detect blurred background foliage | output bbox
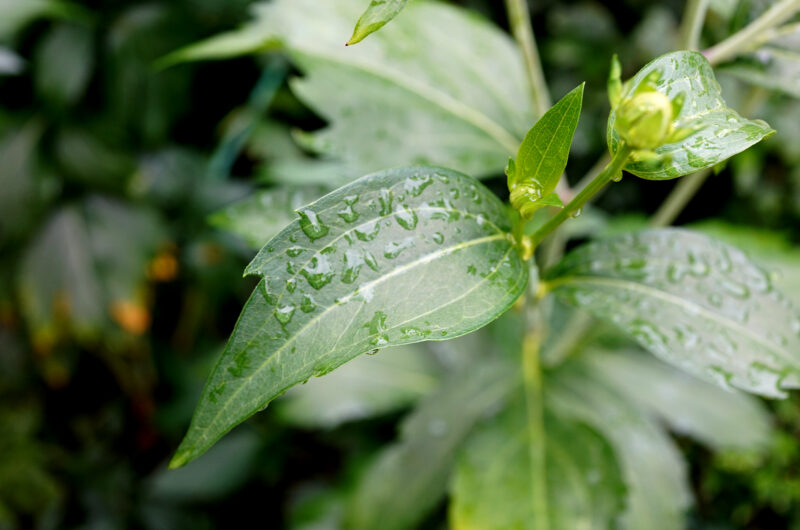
[1,0,800,528]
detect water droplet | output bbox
[342,249,365,284]
[286,247,304,257]
[384,237,415,259]
[301,254,334,290]
[365,310,389,345]
[364,250,379,272]
[610,171,623,182]
[354,219,380,241]
[367,349,379,356]
[378,188,393,216]
[570,208,582,218]
[286,278,297,293]
[404,174,433,197]
[432,232,444,244]
[298,208,329,241]
[337,204,360,223]
[300,294,316,313]
[275,305,296,325]
[395,204,418,230]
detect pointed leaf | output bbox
[450,395,626,530]
[607,51,774,179]
[171,167,528,467]
[546,229,800,397]
[347,0,408,45]
[349,362,515,530]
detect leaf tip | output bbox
[168,450,191,470]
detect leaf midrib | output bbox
[549,275,799,367]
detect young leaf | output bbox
[508,83,583,217]
[607,51,774,179]
[209,186,327,249]
[349,361,515,530]
[171,167,528,467]
[276,344,439,429]
[549,362,691,530]
[347,0,408,46]
[545,229,800,398]
[586,350,772,451]
[450,396,626,530]
[160,0,535,181]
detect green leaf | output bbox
[347,0,408,46]
[209,186,328,249]
[0,0,85,41]
[163,0,534,181]
[549,361,691,530]
[509,83,584,198]
[450,395,626,530]
[276,344,439,428]
[546,229,800,398]
[349,361,515,530]
[585,349,772,451]
[34,23,93,106]
[171,167,528,467]
[607,51,774,179]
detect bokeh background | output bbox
[1,0,800,528]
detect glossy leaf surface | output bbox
[546,229,800,397]
[163,0,534,181]
[347,0,408,45]
[171,167,527,467]
[349,362,514,530]
[450,396,626,530]
[608,51,774,179]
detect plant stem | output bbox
[521,305,548,530]
[650,169,711,227]
[505,0,550,117]
[704,0,800,65]
[531,144,632,247]
[679,0,709,50]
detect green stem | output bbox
[531,144,632,247]
[505,0,550,117]
[704,0,800,65]
[650,169,711,227]
[679,0,709,50]
[521,306,548,530]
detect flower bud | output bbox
[615,91,674,150]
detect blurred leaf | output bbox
[508,83,583,217]
[166,0,535,183]
[55,128,135,189]
[347,0,408,45]
[450,397,626,530]
[209,186,327,249]
[34,23,93,107]
[721,47,800,99]
[0,47,23,75]
[171,167,527,467]
[549,360,691,530]
[348,361,515,530]
[608,51,774,179]
[546,229,800,398]
[147,430,261,502]
[276,344,438,429]
[0,0,84,41]
[585,349,772,450]
[0,120,47,243]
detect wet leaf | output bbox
[349,361,515,530]
[607,51,774,179]
[276,344,439,428]
[546,229,800,398]
[209,186,327,249]
[347,0,408,46]
[450,395,626,530]
[161,0,534,181]
[171,167,528,467]
[549,360,691,530]
[508,83,583,216]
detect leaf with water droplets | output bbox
[546,229,800,397]
[171,167,527,467]
[160,0,534,183]
[450,392,626,530]
[607,51,774,180]
[349,361,515,530]
[347,0,408,46]
[508,83,583,217]
[209,186,327,249]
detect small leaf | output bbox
[450,394,626,530]
[276,344,439,428]
[546,229,800,398]
[349,362,514,530]
[347,0,408,46]
[209,186,328,249]
[549,361,691,530]
[607,51,774,179]
[509,83,584,217]
[171,167,528,467]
